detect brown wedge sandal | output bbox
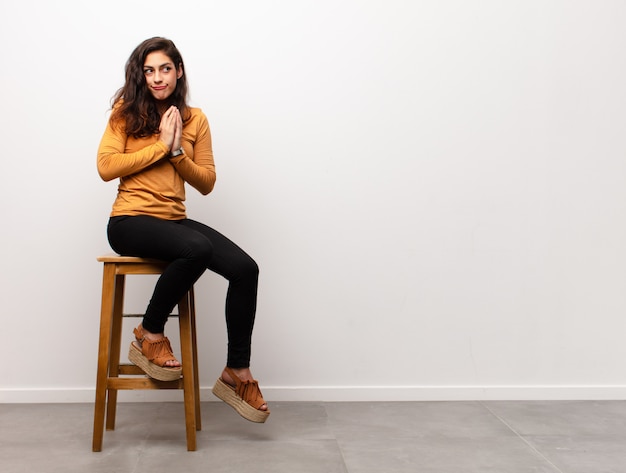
[212,367,270,423]
[128,326,182,382]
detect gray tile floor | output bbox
[2,400,626,472]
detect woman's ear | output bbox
[177,65,184,79]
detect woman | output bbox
[97,37,269,423]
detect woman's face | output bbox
[143,51,183,101]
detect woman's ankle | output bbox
[137,324,165,341]
[226,367,252,381]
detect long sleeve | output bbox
[97,121,170,182]
[169,112,216,195]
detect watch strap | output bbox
[170,147,184,157]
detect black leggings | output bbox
[107,215,259,368]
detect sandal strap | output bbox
[141,336,179,367]
[224,367,267,410]
[133,326,144,343]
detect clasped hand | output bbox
[159,105,183,153]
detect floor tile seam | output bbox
[322,403,353,473]
[480,402,565,473]
[127,420,155,472]
[127,448,144,473]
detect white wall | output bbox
[2,0,626,403]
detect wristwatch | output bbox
[170,147,184,157]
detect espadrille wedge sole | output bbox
[212,376,270,423]
[128,342,182,382]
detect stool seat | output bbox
[92,254,201,451]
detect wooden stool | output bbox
[92,255,201,452]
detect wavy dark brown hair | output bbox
[110,37,190,138]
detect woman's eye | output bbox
[144,69,153,76]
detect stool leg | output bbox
[189,286,202,430]
[178,292,197,451]
[106,274,126,431]
[93,263,116,452]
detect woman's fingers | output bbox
[159,106,184,153]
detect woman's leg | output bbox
[108,216,260,368]
[178,220,267,415]
[108,216,266,413]
[178,219,259,369]
[107,216,213,334]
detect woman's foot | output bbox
[135,325,181,368]
[128,324,182,382]
[221,367,269,411]
[212,366,270,423]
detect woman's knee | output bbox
[238,256,259,281]
[247,258,260,278]
[223,254,259,283]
